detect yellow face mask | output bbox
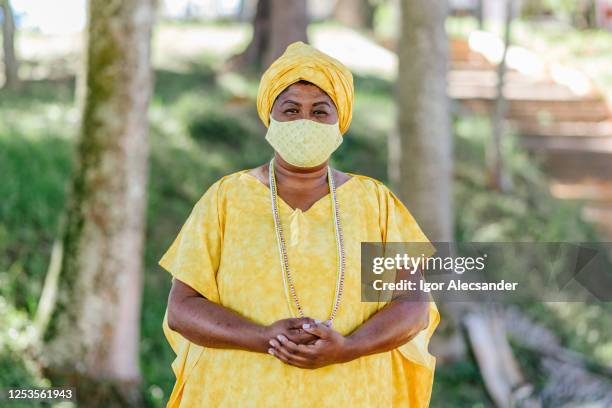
[265,115,343,168]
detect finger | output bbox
[288,317,315,329]
[285,329,319,344]
[269,337,316,358]
[273,343,313,366]
[302,322,333,339]
[276,334,317,357]
[268,347,291,365]
[276,334,299,352]
[269,338,281,349]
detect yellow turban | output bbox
[256,41,354,135]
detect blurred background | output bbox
[1,0,612,407]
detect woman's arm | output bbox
[344,266,430,357]
[167,279,318,353]
[268,267,430,368]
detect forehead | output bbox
[277,82,333,102]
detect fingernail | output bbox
[303,323,310,329]
[276,334,284,342]
[314,319,321,324]
[268,348,274,355]
[269,340,275,346]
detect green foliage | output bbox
[522,0,596,25]
[153,68,215,104]
[453,115,599,242]
[510,339,548,392]
[521,302,612,365]
[0,116,73,316]
[0,297,48,408]
[431,360,494,408]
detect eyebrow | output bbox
[282,99,331,108]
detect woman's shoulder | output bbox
[196,169,253,202]
[345,172,391,195]
[344,173,409,212]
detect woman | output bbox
[159,41,439,407]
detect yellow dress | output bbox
[159,169,440,408]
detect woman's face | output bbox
[271,82,339,125]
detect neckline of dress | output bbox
[242,170,356,214]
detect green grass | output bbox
[431,361,494,408]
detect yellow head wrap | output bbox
[256,41,354,135]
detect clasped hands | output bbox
[263,317,356,369]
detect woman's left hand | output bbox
[267,322,357,369]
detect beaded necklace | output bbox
[268,159,345,324]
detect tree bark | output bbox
[227,0,307,72]
[1,0,18,89]
[488,0,513,193]
[264,0,308,67]
[37,0,156,406]
[231,0,271,70]
[391,0,465,368]
[394,0,453,242]
[333,0,375,30]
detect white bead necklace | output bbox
[268,159,345,325]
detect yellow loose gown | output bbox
[159,170,440,408]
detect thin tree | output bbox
[333,0,376,30]
[1,0,18,89]
[36,0,156,406]
[392,4,533,406]
[476,0,484,29]
[488,0,513,192]
[393,0,453,242]
[227,0,308,72]
[226,0,270,70]
[390,0,464,374]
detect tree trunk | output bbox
[236,0,258,22]
[264,0,308,67]
[488,0,513,193]
[394,0,452,242]
[1,0,18,89]
[333,0,375,30]
[476,0,484,29]
[231,0,271,70]
[36,1,155,406]
[391,0,465,368]
[227,0,307,72]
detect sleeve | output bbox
[158,180,223,303]
[378,184,440,380]
[159,181,225,407]
[379,185,436,258]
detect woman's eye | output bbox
[314,111,328,115]
[284,109,298,114]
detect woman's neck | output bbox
[272,154,329,191]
